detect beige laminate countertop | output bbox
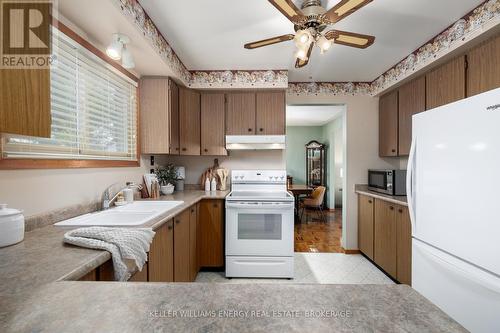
[0,190,228,325]
[355,184,408,206]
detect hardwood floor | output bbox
[294,208,343,253]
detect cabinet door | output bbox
[168,79,180,155]
[198,200,224,267]
[226,93,256,135]
[358,195,374,260]
[426,56,466,109]
[174,209,191,282]
[129,263,148,282]
[398,77,425,156]
[256,91,285,135]
[467,34,500,97]
[379,91,398,157]
[201,93,227,156]
[179,88,201,155]
[396,205,412,285]
[374,199,397,278]
[189,205,198,281]
[0,68,51,137]
[149,220,174,282]
[140,78,169,154]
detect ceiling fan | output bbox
[244,0,375,68]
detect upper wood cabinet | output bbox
[256,92,286,135]
[374,199,397,278]
[467,34,500,97]
[198,199,224,268]
[358,194,375,260]
[226,92,256,135]
[179,88,201,155]
[201,93,227,156]
[140,77,180,154]
[0,68,51,137]
[174,209,191,282]
[396,205,412,285]
[398,77,426,156]
[148,220,174,282]
[379,90,398,157]
[426,56,466,109]
[168,80,180,155]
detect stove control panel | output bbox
[231,170,287,183]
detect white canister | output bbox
[0,204,25,247]
[123,188,134,203]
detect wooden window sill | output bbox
[0,159,140,170]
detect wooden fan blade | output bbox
[295,43,314,68]
[323,0,373,24]
[268,0,306,24]
[325,30,375,49]
[244,34,295,49]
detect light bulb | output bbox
[294,29,312,47]
[317,35,332,54]
[295,47,308,61]
[106,34,123,60]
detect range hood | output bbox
[226,135,286,150]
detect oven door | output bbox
[226,201,294,256]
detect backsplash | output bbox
[148,150,286,186]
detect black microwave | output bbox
[368,169,407,196]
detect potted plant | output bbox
[155,164,177,195]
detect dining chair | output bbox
[299,186,327,223]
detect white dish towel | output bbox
[64,227,155,281]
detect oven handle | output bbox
[226,202,294,209]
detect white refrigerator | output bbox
[407,88,500,333]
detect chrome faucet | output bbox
[101,182,142,210]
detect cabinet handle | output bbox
[176,220,180,224]
[167,225,173,230]
[389,206,394,210]
[259,128,264,132]
[175,147,180,151]
[398,208,403,213]
[182,148,187,151]
[368,199,372,203]
[204,148,208,152]
[392,149,396,153]
[248,128,252,132]
[191,208,195,213]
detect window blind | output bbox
[1,29,138,161]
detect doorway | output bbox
[285,104,346,253]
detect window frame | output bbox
[0,19,141,170]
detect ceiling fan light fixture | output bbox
[317,35,332,54]
[295,46,309,61]
[294,29,312,47]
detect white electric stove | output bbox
[225,170,294,278]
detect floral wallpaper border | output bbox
[188,70,288,89]
[113,0,499,94]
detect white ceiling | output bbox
[138,0,483,82]
[286,105,345,126]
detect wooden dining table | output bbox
[287,184,314,217]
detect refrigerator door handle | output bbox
[407,137,417,233]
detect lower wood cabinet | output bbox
[189,204,198,281]
[396,206,412,285]
[198,199,224,268]
[149,220,174,282]
[358,194,374,260]
[374,199,398,278]
[358,195,412,284]
[174,209,191,282]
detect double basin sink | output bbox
[55,201,184,227]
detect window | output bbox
[1,29,138,162]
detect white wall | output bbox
[0,157,149,217]
[287,95,401,250]
[151,150,286,185]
